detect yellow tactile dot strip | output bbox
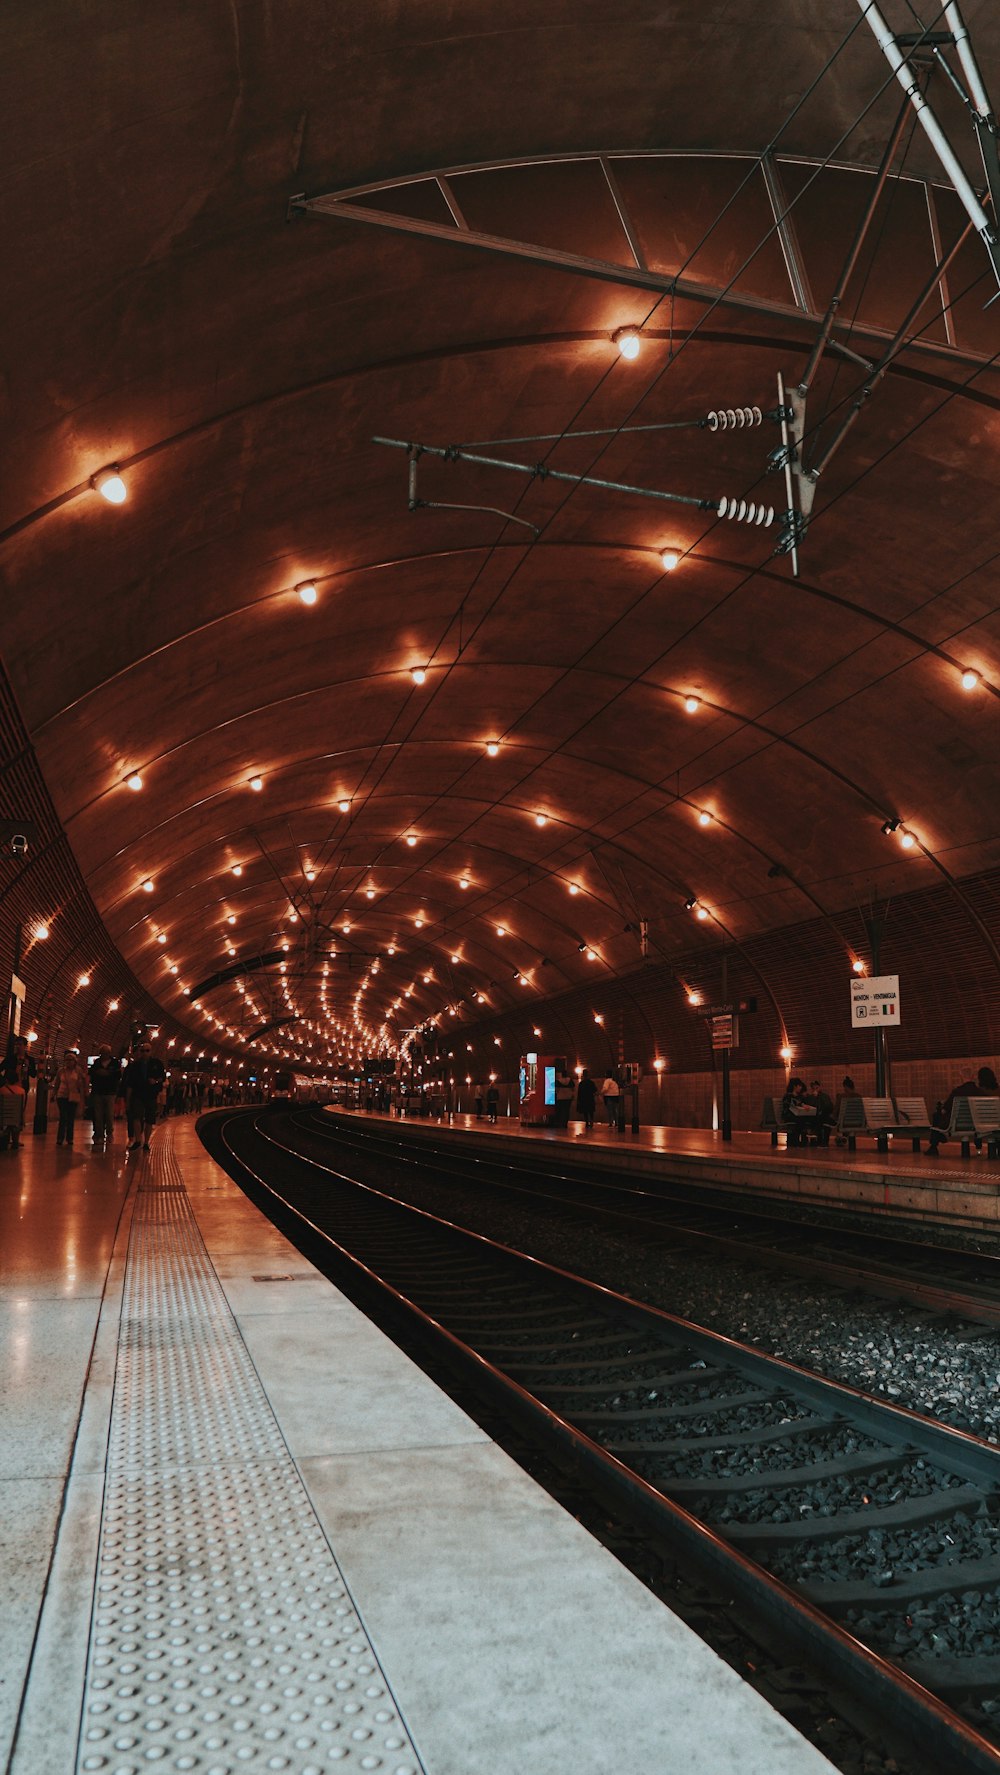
[76,1138,423,1775]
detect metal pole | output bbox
[720,950,732,1141]
[866,905,888,1097]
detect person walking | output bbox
[576,1069,597,1132]
[123,1040,166,1152]
[89,1045,121,1148]
[1,1034,35,1150]
[53,1048,89,1148]
[600,1072,621,1130]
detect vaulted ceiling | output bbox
[2,2,998,1074]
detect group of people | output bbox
[0,1036,167,1153]
[780,1075,845,1147]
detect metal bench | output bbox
[836,1095,896,1152]
[761,1095,785,1146]
[948,1095,1000,1159]
[888,1095,935,1152]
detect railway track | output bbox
[204,1107,1000,1774]
[303,1109,1000,1324]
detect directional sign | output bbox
[850,973,900,1027]
[710,1013,739,1050]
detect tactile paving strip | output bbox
[76,1134,424,1775]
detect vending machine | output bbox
[519,1052,565,1125]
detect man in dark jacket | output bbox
[89,1045,121,1147]
[123,1041,166,1152]
[926,1066,999,1153]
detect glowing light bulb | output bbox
[696,906,709,920]
[297,581,318,605]
[93,466,126,504]
[687,991,701,1006]
[305,869,315,882]
[78,973,91,988]
[614,326,641,360]
[496,925,506,937]
[34,923,49,941]
[109,998,120,1011]
[534,813,547,827]
[900,830,916,849]
[459,877,469,890]
[231,864,243,877]
[406,834,417,847]
[852,959,866,974]
[249,775,263,792]
[961,669,979,691]
[338,799,350,814]
[660,548,680,572]
[684,696,700,714]
[156,932,167,944]
[126,772,143,791]
[411,667,427,685]
[366,888,375,900]
[697,810,712,826]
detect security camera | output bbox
[10,833,28,858]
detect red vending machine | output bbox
[518,1052,565,1125]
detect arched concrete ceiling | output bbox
[2,2,999,1073]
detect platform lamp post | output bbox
[864,901,889,1097]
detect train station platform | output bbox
[1,1115,836,1775]
[342,1107,1000,1233]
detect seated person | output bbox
[781,1076,820,1147]
[927,1066,999,1154]
[807,1079,835,1146]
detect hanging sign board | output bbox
[710,1013,738,1050]
[850,973,900,1027]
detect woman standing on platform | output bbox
[600,1073,621,1129]
[576,1069,597,1131]
[53,1048,89,1148]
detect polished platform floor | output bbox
[0,1115,837,1774]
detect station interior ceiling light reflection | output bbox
[1,2,999,1076]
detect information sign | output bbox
[850,973,900,1027]
[710,1013,738,1050]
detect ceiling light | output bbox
[142,879,154,893]
[227,914,236,926]
[459,877,470,890]
[684,696,700,714]
[93,465,127,504]
[342,921,351,933]
[496,925,506,937]
[78,973,91,988]
[586,948,598,960]
[486,741,500,757]
[534,813,547,827]
[249,775,263,791]
[411,667,427,685]
[613,325,641,360]
[852,958,866,974]
[683,896,697,911]
[387,944,396,956]
[660,548,681,572]
[305,869,316,882]
[156,932,167,944]
[415,916,424,929]
[696,906,709,920]
[406,834,417,847]
[653,1058,665,1073]
[231,864,243,876]
[961,669,979,690]
[881,818,899,836]
[366,887,375,899]
[687,991,701,1006]
[109,998,120,1011]
[338,799,350,814]
[126,772,143,791]
[780,1045,793,1061]
[450,954,459,964]
[34,922,49,941]
[567,883,579,897]
[296,581,318,605]
[697,810,712,826]
[899,830,916,849]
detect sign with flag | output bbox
[850,974,900,1027]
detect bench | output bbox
[761,1095,785,1145]
[836,1095,895,1152]
[947,1095,1000,1159]
[887,1095,935,1152]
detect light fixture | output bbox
[296,581,318,605]
[156,932,167,945]
[305,869,316,882]
[141,879,154,893]
[534,813,547,827]
[342,921,351,933]
[697,810,712,826]
[93,465,127,504]
[34,922,49,941]
[366,887,375,900]
[486,741,500,757]
[881,818,899,836]
[654,1058,665,1073]
[231,864,243,876]
[961,669,980,690]
[227,914,236,925]
[109,998,120,1012]
[687,991,701,1006]
[660,548,681,572]
[780,1045,793,1061]
[249,775,263,792]
[684,696,700,714]
[684,896,697,911]
[496,925,506,937]
[459,877,470,890]
[126,772,143,792]
[450,953,459,964]
[406,834,417,847]
[27,1031,38,1044]
[411,667,427,685]
[387,944,396,956]
[852,958,866,975]
[594,1013,604,1025]
[78,973,91,988]
[338,799,350,814]
[586,948,598,960]
[696,906,709,920]
[900,830,916,849]
[415,916,424,929]
[613,325,641,360]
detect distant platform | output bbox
[332,1107,1000,1232]
[1,1114,835,1775]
